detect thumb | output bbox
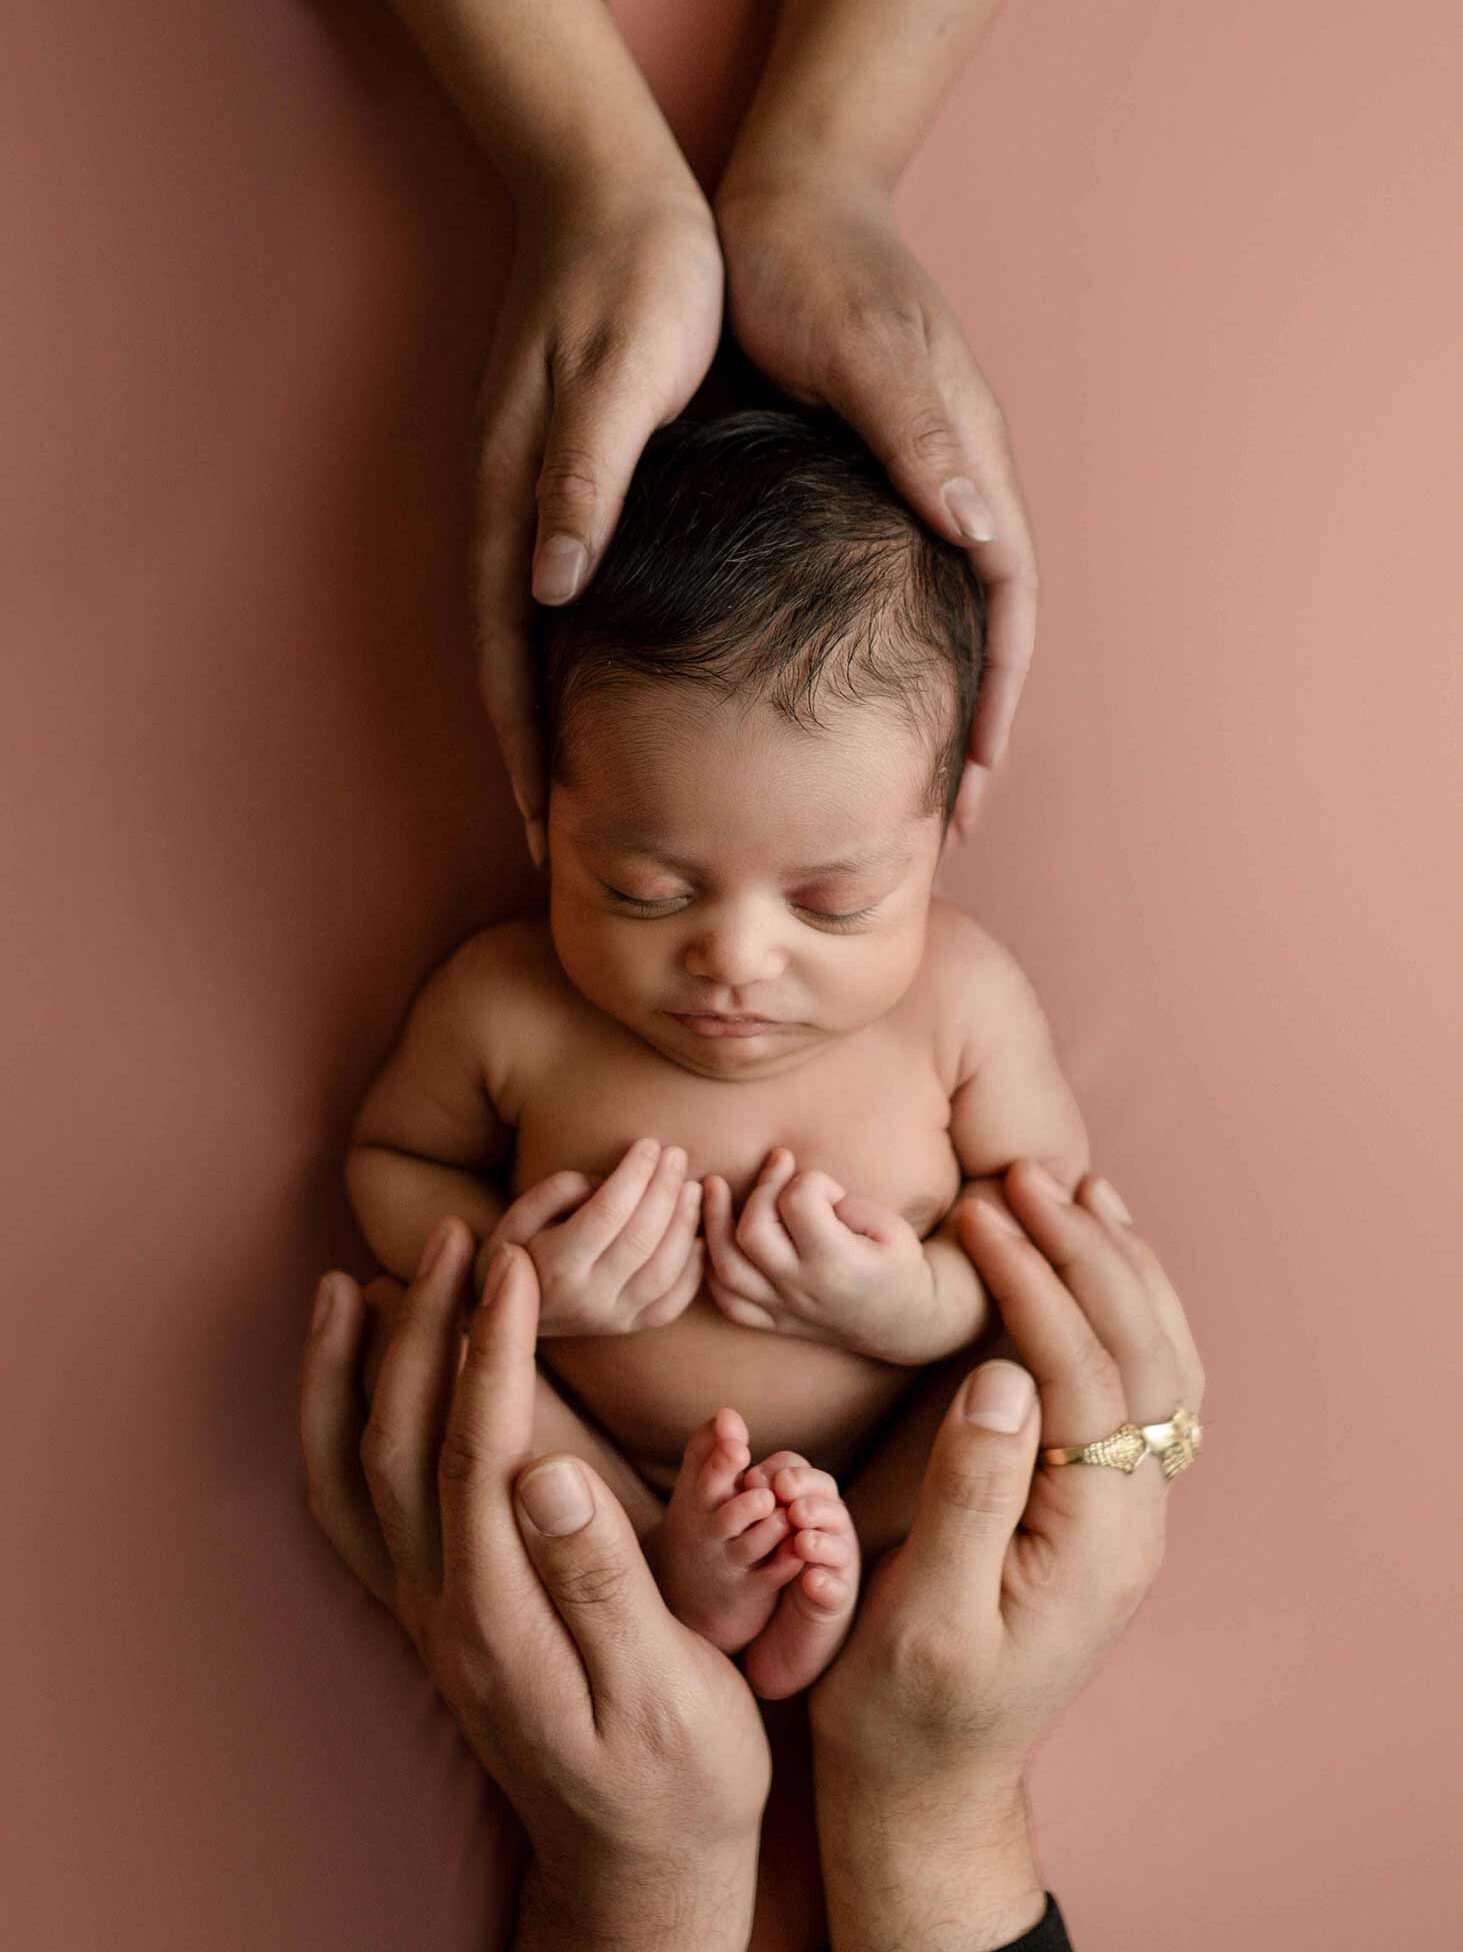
[530,367,664,607]
[513,1452,680,1707]
[900,1360,1040,1621]
[818,354,997,552]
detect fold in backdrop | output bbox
[2,2,1458,1947]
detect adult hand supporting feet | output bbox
[300,1226,769,1952]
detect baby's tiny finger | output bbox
[777,1171,847,1259]
[630,1176,702,1298]
[636,1240,706,1331]
[736,1151,800,1280]
[703,1176,779,1305]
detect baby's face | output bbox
[546,685,945,1080]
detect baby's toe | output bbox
[673,1410,751,1512]
[792,1525,854,1568]
[772,1462,837,1506]
[710,1486,777,1542]
[726,1509,791,1567]
[798,1565,854,1613]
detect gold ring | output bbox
[1041,1405,1202,1480]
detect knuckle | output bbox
[892,403,958,470]
[556,317,632,381]
[435,1423,484,1491]
[535,443,600,517]
[555,1551,633,1613]
[1075,1338,1125,1401]
[941,1458,1022,1523]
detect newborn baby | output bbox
[348,409,1088,1698]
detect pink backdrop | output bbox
[3,2,1458,1946]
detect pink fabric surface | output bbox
[2,2,1457,1947]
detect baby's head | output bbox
[539,408,986,1078]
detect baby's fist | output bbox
[703,1149,934,1358]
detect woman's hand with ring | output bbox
[809,1163,1206,1950]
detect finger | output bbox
[707,1273,777,1332]
[560,1138,664,1258]
[1000,1163,1182,1427]
[954,1200,1130,1452]
[599,1145,689,1281]
[474,369,551,849]
[735,1148,800,1282]
[531,350,671,605]
[492,1171,599,1250]
[637,1239,706,1330]
[827,1192,903,1248]
[437,1245,551,1647]
[627,1178,702,1304]
[1076,1177,1206,1414]
[360,1219,476,1588]
[966,565,1040,782]
[776,1171,848,1259]
[513,1453,695,1716]
[300,1273,393,1605]
[819,333,998,550]
[898,1358,1042,1625]
[702,1175,779,1306]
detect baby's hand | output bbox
[702,1149,935,1361]
[482,1139,704,1336]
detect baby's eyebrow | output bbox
[602,832,913,877]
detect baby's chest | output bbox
[511,1032,963,1239]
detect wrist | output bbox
[518,1834,758,1952]
[813,1753,1044,1952]
[715,149,893,226]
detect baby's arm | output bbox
[347,932,517,1297]
[922,931,1091,1351]
[348,929,705,1331]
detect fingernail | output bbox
[517,1459,594,1536]
[418,1219,452,1279]
[526,820,546,870]
[963,1361,1035,1432]
[312,1274,341,1335]
[532,535,588,605]
[1026,1163,1070,1202]
[942,477,996,544]
[1089,1176,1133,1225]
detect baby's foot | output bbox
[737,1452,861,1702]
[648,1409,806,1654]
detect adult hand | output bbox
[809,1162,1205,1951]
[715,175,1038,834]
[476,180,724,865]
[300,1222,768,1952]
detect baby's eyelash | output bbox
[602,883,879,932]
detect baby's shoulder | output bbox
[426,916,578,1085]
[918,898,1049,1081]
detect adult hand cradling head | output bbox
[300,1162,1203,1951]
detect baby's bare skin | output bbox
[349,692,1088,1692]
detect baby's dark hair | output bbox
[539,408,986,824]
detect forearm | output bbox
[718,0,1004,203]
[346,1143,507,1292]
[385,0,700,210]
[815,1758,1046,1952]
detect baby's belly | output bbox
[542,1294,919,1492]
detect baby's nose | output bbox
[683,925,787,987]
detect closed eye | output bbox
[601,883,880,932]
